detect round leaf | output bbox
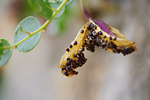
[14,16,41,52]
[50,1,65,18]
[0,39,12,67]
[28,0,53,19]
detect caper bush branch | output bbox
[6,0,69,49]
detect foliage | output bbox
[14,16,41,52]
[0,39,12,67]
[0,0,72,67]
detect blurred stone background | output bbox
[0,0,150,100]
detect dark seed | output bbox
[73,54,77,57]
[94,25,97,29]
[89,32,93,36]
[105,40,108,43]
[81,47,85,51]
[66,48,69,52]
[67,58,70,61]
[73,71,78,75]
[70,59,73,62]
[91,24,94,28]
[81,30,84,33]
[91,29,95,32]
[64,71,69,76]
[98,31,103,35]
[109,36,112,40]
[66,66,71,70]
[77,50,81,55]
[87,27,91,30]
[76,58,80,62]
[101,39,104,43]
[82,43,85,47]
[102,43,106,48]
[103,35,106,38]
[105,47,108,50]
[69,44,72,48]
[85,42,87,45]
[61,66,66,71]
[72,66,76,68]
[89,40,92,43]
[73,41,77,45]
[87,23,92,30]
[93,32,97,36]
[113,37,117,40]
[65,63,69,66]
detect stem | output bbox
[9,0,68,49]
[80,0,92,20]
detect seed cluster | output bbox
[60,26,88,77]
[59,20,136,77]
[85,22,136,56]
[61,49,87,76]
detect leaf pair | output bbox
[0,16,41,67]
[0,0,73,67]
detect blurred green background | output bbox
[0,0,150,100]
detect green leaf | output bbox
[14,16,41,52]
[50,1,65,18]
[0,39,12,67]
[28,0,53,19]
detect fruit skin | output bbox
[58,23,89,77]
[88,19,137,56]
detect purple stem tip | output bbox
[83,8,91,20]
